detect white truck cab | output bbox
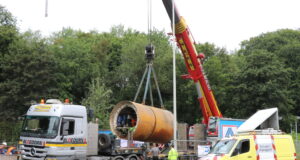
[19,99,88,160]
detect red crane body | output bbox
[162,0,222,125]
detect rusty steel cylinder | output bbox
[109,101,174,144]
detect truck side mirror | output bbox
[88,108,94,119]
[231,148,239,157]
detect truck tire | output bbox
[98,134,111,149]
[126,155,138,160]
[113,156,124,160]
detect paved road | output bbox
[0,155,18,160]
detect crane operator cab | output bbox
[207,117,218,136]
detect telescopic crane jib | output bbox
[162,0,223,125]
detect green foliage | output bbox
[0,121,22,143]
[291,131,300,140]
[240,29,300,54]
[0,5,17,54]
[1,5,300,139]
[0,31,59,120]
[229,50,294,129]
[49,28,102,102]
[238,29,300,130]
[196,42,227,60]
[175,43,236,124]
[81,77,113,129]
[200,44,240,114]
[176,68,201,123]
[277,44,300,116]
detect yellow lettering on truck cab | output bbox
[34,105,52,112]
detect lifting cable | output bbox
[147,0,152,43]
[45,0,48,17]
[133,0,164,108]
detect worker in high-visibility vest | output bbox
[127,126,136,147]
[168,144,178,160]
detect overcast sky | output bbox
[1,0,300,51]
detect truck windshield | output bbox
[209,139,236,155]
[20,116,60,139]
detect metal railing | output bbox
[168,139,212,159]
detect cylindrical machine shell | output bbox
[109,101,173,143]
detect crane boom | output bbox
[162,0,222,124]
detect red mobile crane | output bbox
[161,0,223,125]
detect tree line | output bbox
[0,5,299,136]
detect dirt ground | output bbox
[0,155,18,160]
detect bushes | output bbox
[0,121,22,145]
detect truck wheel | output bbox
[113,156,124,160]
[98,134,111,149]
[129,157,137,160]
[127,155,138,160]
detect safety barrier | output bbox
[156,139,212,160]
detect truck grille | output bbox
[20,145,47,160]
